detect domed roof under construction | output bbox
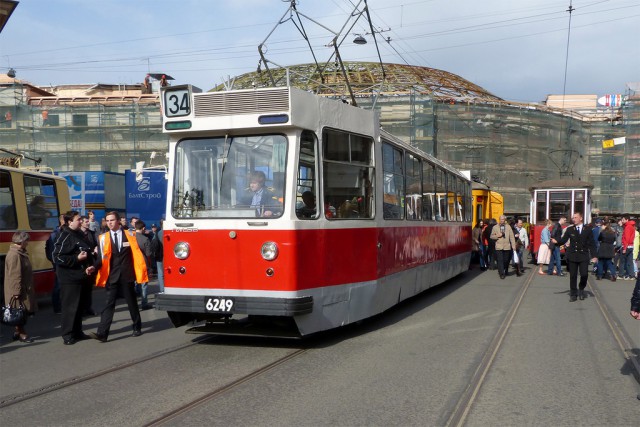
[213,62,502,102]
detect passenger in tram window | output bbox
[597,220,617,281]
[324,200,336,218]
[242,171,281,217]
[552,212,597,302]
[489,215,516,280]
[546,216,566,276]
[296,191,316,219]
[28,195,51,229]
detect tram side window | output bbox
[467,182,472,220]
[322,129,374,219]
[296,130,318,219]
[536,191,547,223]
[405,154,422,220]
[382,142,404,220]
[24,176,59,230]
[435,168,446,221]
[422,161,435,221]
[0,171,17,229]
[574,190,585,218]
[447,173,458,222]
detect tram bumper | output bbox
[155,293,314,327]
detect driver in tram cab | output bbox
[243,171,281,217]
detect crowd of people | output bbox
[472,212,639,314]
[4,210,164,345]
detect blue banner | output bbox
[125,170,167,228]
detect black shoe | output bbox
[140,304,152,311]
[570,295,577,302]
[132,330,142,337]
[19,335,34,343]
[76,332,91,340]
[500,274,505,279]
[579,290,585,300]
[63,337,77,345]
[12,332,20,341]
[558,273,565,277]
[88,332,107,343]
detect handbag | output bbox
[1,296,28,327]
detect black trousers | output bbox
[96,280,141,338]
[496,250,511,277]
[567,259,589,296]
[60,281,89,340]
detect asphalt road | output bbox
[1,269,638,426]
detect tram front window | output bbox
[549,191,571,221]
[172,135,287,218]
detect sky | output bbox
[1,0,639,103]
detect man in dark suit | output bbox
[89,211,148,342]
[552,212,597,302]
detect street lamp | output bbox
[7,68,16,78]
[353,35,367,45]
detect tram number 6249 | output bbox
[205,297,234,312]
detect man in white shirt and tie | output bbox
[89,211,148,342]
[552,212,597,302]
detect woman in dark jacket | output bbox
[597,221,617,281]
[4,231,37,343]
[53,211,96,345]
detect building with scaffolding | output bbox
[1,62,638,216]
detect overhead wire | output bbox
[7,1,638,80]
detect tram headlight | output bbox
[261,241,278,261]
[174,242,190,260]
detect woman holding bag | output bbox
[3,231,37,343]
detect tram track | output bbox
[0,336,210,409]
[588,277,640,386]
[142,348,308,427]
[446,268,640,426]
[445,268,536,427]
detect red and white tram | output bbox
[156,85,472,337]
[529,179,593,258]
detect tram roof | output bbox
[529,179,594,192]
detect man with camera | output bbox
[490,215,517,279]
[52,211,97,345]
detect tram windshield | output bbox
[172,135,287,218]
